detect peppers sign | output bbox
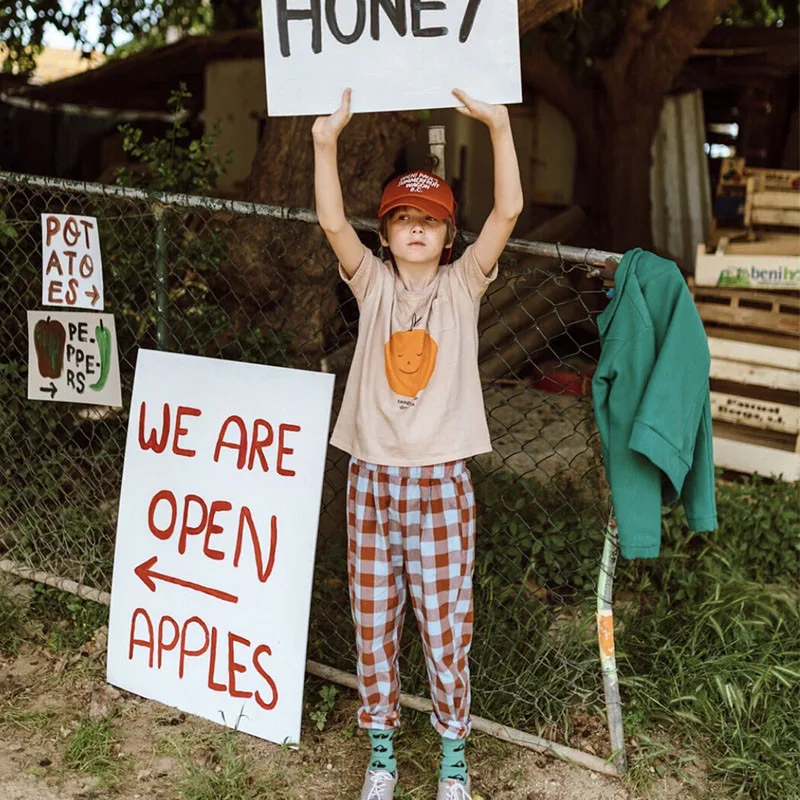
[107,349,334,746]
[27,311,121,407]
[261,0,522,116]
[41,214,104,309]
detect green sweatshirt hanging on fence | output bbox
[592,248,718,559]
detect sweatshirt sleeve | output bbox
[592,332,665,559]
[681,397,718,532]
[628,267,711,502]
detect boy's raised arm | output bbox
[453,89,524,275]
[313,89,365,278]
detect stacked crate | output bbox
[692,160,800,481]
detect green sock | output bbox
[368,729,396,774]
[440,736,468,783]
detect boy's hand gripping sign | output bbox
[106,350,335,745]
[261,0,522,116]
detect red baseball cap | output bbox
[378,171,456,224]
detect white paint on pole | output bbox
[41,214,104,309]
[106,349,335,746]
[261,0,522,116]
[27,311,121,406]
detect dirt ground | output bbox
[482,385,600,485]
[0,637,721,800]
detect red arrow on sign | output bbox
[134,556,239,604]
[85,285,100,306]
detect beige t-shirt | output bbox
[330,244,498,467]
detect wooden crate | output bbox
[692,283,800,336]
[707,337,800,481]
[747,186,800,228]
[694,243,800,290]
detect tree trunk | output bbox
[225,112,419,366]
[593,101,662,252]
[521,0,736,253]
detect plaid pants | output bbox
[346,457,476,739]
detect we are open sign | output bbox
[107,350,334,745]
[261,0,522,115]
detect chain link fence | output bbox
[0,171,624,770]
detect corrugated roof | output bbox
[14,30,263,112]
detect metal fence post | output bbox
[153,203,169,350]
[428,125,446,178]
[597,513,627,772]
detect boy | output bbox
[313,87,523,800]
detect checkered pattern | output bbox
[347,457,476,739]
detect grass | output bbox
[2,709,57,734]
[0,582,28,654]
[63,717,119,779]
[1,472,797,799]
[28,584,109,653]
[177,731,286,800]
[0,579,108,656]
[618,578,800,798]
[308,472,800,799]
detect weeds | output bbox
[28,584,108,652]
[63,717,118,779]
[2,472,798,799]
[309,684,339,731]
[178,731,283,800]
[0,582,28,654]
[2,709,56,734]
[309,473,799,799]
[619,578,800,798]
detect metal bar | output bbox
[0,91,184,122]
[0,558,619,778]
[0,560,111,605]
[153,204,169,351]
[305,660,619,777]
[596,514,627,773]
[0,171,622,267]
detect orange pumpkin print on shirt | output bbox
[385,319,438,398]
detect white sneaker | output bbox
[360,769,398,800]
[436,775,472,800]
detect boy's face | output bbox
[380,206,449,266]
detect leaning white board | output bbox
[106,349,335,746]
[261,0,522,116]
[27,311,121,407]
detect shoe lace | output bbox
[367,771,394,799]
[444,781,472,800]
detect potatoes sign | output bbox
[261,0,522,115]
[106,350,334,746]
[41,214,104,310]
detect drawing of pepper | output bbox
[33,316,66,378]
[90,319,111,391]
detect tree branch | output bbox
[634,0,737,95]
[600,0,654,88]
[518,0,583,35]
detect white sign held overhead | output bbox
[41,213,104,309]
[106,350,335,746]
[261,0,522,116]
[27,311,122,407]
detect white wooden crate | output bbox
[709,337,800,481]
